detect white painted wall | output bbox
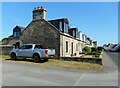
[60,34,84,57]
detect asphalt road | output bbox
[2,51,119,86]
[102,51,118,72]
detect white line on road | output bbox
[73,73,86,86]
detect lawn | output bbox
[2,55,102,71]
[44,59,102,71]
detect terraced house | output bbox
[11,6,97,58]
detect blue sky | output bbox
[2,2,118,46]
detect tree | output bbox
[1,38,8,44]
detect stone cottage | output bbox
[11,6,97,58]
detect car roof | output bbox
[23,44,34,45]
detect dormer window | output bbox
[64,22,68,33]
[59,21,62,31]
[73,30,75,37]
[48,18,69,33]
[13,31,20,37]
[13,26,25,38]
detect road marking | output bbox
[73,73,86,86]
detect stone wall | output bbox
[20,19,60,58]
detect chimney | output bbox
[32,6,47,20]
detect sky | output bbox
[2,2,118,46]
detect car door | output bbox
[17,45,26,57]
[17,45,33,57]
[23,45,33,57]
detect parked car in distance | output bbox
[103,44,111,51]
[103,43,118,52]
[10,44,55,62]
[110,44,120,52]
[108,44,117,51]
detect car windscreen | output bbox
[20,45,32,49]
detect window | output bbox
[14,32,17,37]
[82,35,85,41]
[73,30,75,37]
[59,21,62,31]
[14,31,20,37]
[76,31,80,38]
[79,44,82,52]
[64,22,68,33]
[49,21,59,29]
[19,45,26,49]
[66,41,68,53]
[16,32,20,36]
[35,45,44,49]
[80,32,82,40]
[76,43,78,51]
[71,42,73,54]
[20,45,32,49]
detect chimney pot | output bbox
[34,7,36,10]
[37,7,40,9]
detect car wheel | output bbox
[33,54,40,63]
[11,53,17,60]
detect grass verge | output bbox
[44,59,102,71]
[3,58,102,72]
[0,55,10,58]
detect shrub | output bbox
[1,38,8,44]
[95,50,101,57]
[95,53,100,57]
[91,47,97,52]
[83,46,92,54]
[97,47,103,51]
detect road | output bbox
[102,51,118,72]
[2,51,119,86]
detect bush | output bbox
[91,47,97,52]
[95,50,101,57]
[97,47,103,51]
[1,38,8,44]
[95,53,100,57]
[83,46,92,54]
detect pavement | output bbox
[1,51,119,86]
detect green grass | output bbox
[0,55,10,58]
[3,57,102,71]
[44,59,102,70]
